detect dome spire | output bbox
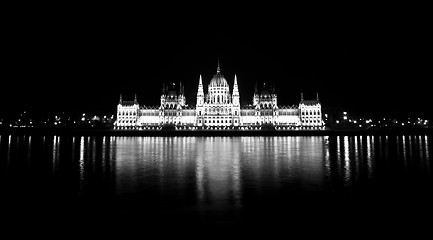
[209,59,229,88]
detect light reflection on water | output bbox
[79,136,85,195]
[1,134,433,218]
[52,136,59,174]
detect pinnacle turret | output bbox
[233,74,239,95]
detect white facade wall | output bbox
[181,109,196,125]
[256,109,277,125]
[277,115,301,125]
[299,103,323,127]
[277,108,301,125]
[138,109,159,125]
[116,104,322,129]
[115,103,139,128]
[240,109,257,125]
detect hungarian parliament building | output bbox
[114,63,324,130]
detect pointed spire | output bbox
[119,94,123,104]
[134,93,138,104]
[233,74,239,95]
[197,74,204,96]
[316,92,319,101]
[217,57,220,73]
[197,74,204,106]
[254,81,258,94]
[301,92,304,101]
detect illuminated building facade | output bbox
[114,63,324,130]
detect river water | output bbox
[1,135,432,234]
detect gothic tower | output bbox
[232,74,241,126]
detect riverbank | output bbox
[1,127,432,136]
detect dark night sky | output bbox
[2,4,431,118]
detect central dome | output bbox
[209,63,229,88]
[209,72,229,88]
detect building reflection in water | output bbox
[367,136,374,180]
[2,133,431,217]
[343,136,351,186]
[52,136,59,174]
[112,136,330,215]
[426,136,431,173]
[79,136,85,195]
[27,136,32,165]
[7,135,12,169]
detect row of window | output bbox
[199,119,238,124]
[258,103,275,108]
[117,120,136,124]
[119,120,320,125]
[207,95,231,103]
[301,111,321,115]
[302,119,322,123]
[118,111,137,116]
[209,90,230,94]
[203,107,235,113]
[161,112,178,116]
[141,113,159,116]
[118,115,136,118]
[279,112,298,116]
[162,104,179,108]
[302,116,322,119]
[201,116,237,119]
